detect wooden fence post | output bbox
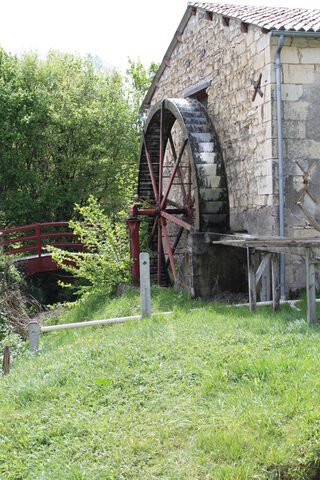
[2,346,10,375]
[247,248,256,312]
[29,321,39,352]
[139,252,151,318]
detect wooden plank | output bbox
[208,232,320,245]
[306,248,316,324]
[211,240,308,257]
[260,254,271,302]
[255,253,271,284]
[271,254,280,311]
[247,248,256,312]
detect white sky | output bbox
[1,0,320,71]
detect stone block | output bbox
[262,101,272,123]
[283,101,309,121]
[282,120,306,139]
[300,48,320,64]
[282,64,315,84]
[286,139,320,159]
[281,84,303,102]
[307,39,320,48]
[256,34,270,53]
[253,51,265,71]
[281,46,300,64]
[292,37,308,48]
[261,158,273,177]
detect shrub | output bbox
[0,249,36,354]
[50,196,131,300]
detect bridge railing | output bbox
[0,222,83,258]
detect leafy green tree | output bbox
[126,57,158,112]
[0,50,140,226]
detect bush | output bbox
[0,249,37,355]
[50,196,131,300]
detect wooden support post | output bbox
[29,321,39,352]
[2,346,10,375]
[139,252,151,318]
[306,248,316,324]
[247,247,256,312]
[271,253,280,311]
[260,254,271,302]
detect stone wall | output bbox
[151,9,277,235]
[147,7,320,294]
[270,36,320,290]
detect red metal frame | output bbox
[125,217,141,285]
[0,222,83,275]
[128,104,195,285]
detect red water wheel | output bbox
[134,98,229,286]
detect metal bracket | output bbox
[251,73,263,101]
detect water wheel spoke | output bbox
[147,216,158,248]
[161,218,177,282]
[165,226,184,270]
[159,101,164,203]
[161,138,188,210]
[168,133,187,200]
[188,159,192,199]
[166,198,182,209]
[143,131,158,202]
[161,211,192,232]
[157,220,162,284]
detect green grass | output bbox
[2,287,320,479]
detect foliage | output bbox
[0,250,35,355]
[0,50,156,227]
[50,196,131,299]
[126,57,158,112]
[2,289,320,478]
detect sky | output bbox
[1,0,320,72]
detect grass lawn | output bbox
[1,287,320,479]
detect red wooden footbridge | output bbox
[0,222,83,275]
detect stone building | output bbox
[140,2,320,295]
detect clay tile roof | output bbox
[188,2,320,31]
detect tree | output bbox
[126,57,158,112]
[0,50,140,226]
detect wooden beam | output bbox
[222,16,229,26]
[247,248,256,312]
[241,22,248,33]
[271,254,280,311]
[255,253,271,284]
[306,248,316,324]
[260,254,271,302]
